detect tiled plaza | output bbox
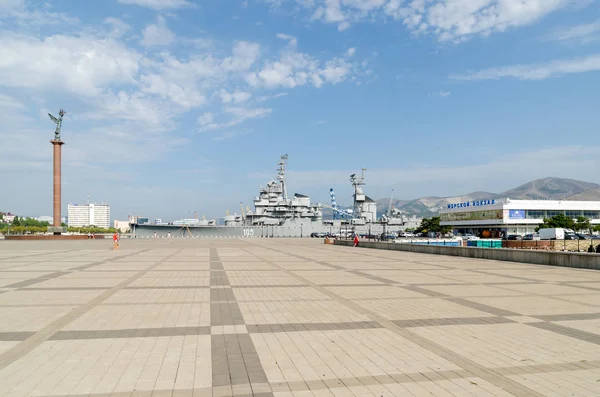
[0,238,599,397]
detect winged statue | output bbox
[48,109,65,140]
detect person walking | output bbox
[353,234,359,247]
[113,231,119,251]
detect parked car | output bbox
[506,234,522,240]
[522,233,540,241]
[575,234,589,240]
[462,234,480,241]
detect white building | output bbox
[440,198,600,237]
[113,220,131,233]
[68,203,111,229]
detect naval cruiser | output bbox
[130,155,408,238]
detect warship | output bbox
[130,155,411,238]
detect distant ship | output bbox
[130,155,411,238]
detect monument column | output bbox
[48,109,66,235]
[51,139,64,233]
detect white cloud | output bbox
[270,0,581,42]
[276,33,298,47]
[140,16,176,47]
[198,107,272,131]
[430,91,451,97]
[117,0,192,10]
[0,0,78,27]
[198,112,214,126]
[544,18,600,44]
[217,89,253,104]
[451,54,600,81]
[104,17,132,38]
[0,32,141,97]
[346,47,356,56]
[246,46,360,89]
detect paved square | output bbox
[1,238,600,396]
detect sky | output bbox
[1,0,600,221]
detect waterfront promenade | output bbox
[0,238,599,397]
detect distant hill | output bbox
[565,187,600,201]
[375,177,600,218]
[498,177,600,200]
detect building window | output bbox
[566,210,582,218]
[547,210,563,217]
[526,210,545,219]
[583,211,600,219]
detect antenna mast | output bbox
[350,168,366,221]
[278,154,288,201]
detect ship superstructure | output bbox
[246,155,323,225]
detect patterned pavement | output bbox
[0,238,599,397]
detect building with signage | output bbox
[440,199,600,237]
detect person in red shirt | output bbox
[113,232,119,251]
[353,234,359,247]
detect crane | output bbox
[330,188,340,220]
[321,203,353,219]
[240,202,246,224]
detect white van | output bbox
[538,228,576,240]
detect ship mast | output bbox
[350,167,366,221]
[278,154,288,202]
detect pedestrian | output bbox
[113,231,119,251]
[353,234,359,247]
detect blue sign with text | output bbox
[447,199,496,210]
[509,209,525,219]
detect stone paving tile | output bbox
[416,284,532,297]
[238,301,371,325]
[466,296,599,316]
[1,239,600,397]
[105,288,210,304]
[353,298,496,320]
[322,285,429,300]
[64,303,211,330]
[233,287,330,302]
[412,322,600,368]
[0,289,105,306]
[506,367,600,397]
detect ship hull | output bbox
[131,219,403,238]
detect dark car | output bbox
[576,234,589,240]
[506,234,522,240]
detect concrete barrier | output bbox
[334,239,600,270]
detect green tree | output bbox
[11,216,20,226]
[574,216,591,233]
[416,217,453,235]
[535,214,575,231]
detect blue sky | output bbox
[1,0,600,221]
